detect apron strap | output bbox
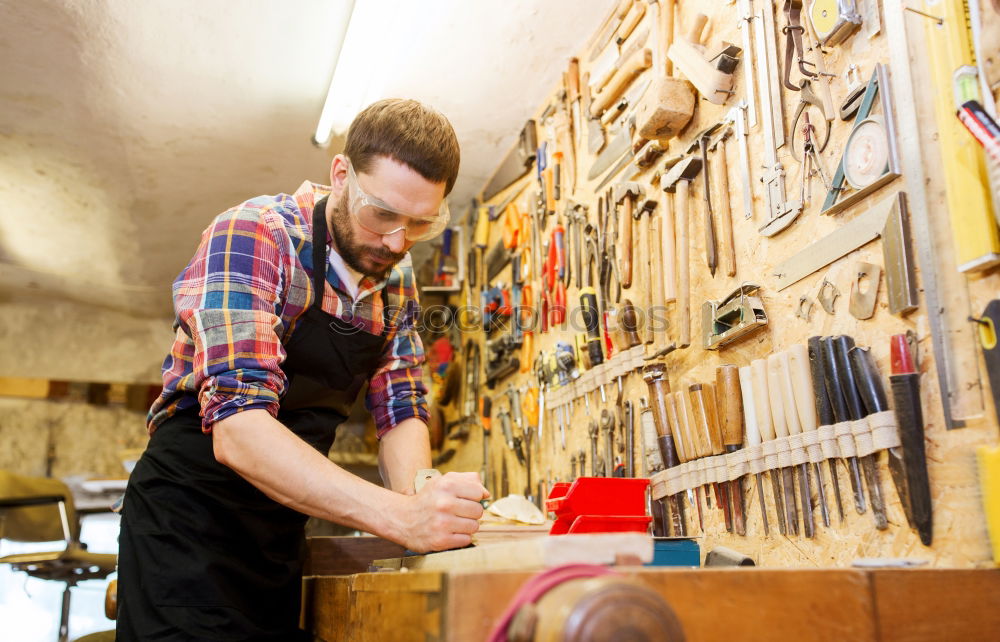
[311,197,330,312]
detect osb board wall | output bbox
[0,399,148,479]
[438,1,1000,568]
[0,294,170,479]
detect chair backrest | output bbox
[0,470,79,543]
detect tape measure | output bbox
[808,0,862,46]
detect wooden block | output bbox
[374,532,653,572]
[869,569,1000,640]
[304,536,407,576]
[635,76,695,142]
[0,376,50,399]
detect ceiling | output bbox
[0,0,611,317]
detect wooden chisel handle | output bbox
[567,58,581,103]
[664,391,688,462]
[788,343,819,432]
[738,366,761,447]
[716,365,744,448]
[776,351,804,436]
[643,366,672,438]
[615,0,646,46]
[678,389,709,458]
[750,358,776,442]
[592,48,653,115]
[690,382,724,455]
[765,354,790,438]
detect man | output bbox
[117,99,489,640]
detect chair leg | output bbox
[58,583,71,642]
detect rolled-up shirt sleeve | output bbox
[173,207,290,432]
[365,293,430,438]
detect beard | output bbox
[329,191,406,281]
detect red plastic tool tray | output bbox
[545,477,652,535]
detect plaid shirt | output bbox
[148,181,429,437]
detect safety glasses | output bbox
[345,159,450,242]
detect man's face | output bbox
[328,155,446,281]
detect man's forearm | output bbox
[378,417,432,493]
[212,409,406,541]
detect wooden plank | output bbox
[307,568,1000,641]
[870,569,1000,641]
[633,569,876,641]
[304,536,406,576]
[374,533,653,572]
[444,571,536,642]
[304,575,353,642]
[0,376,50,398]
[444,568,876,641]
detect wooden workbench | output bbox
[301,538,1000,641]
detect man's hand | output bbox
[394,472,490,552]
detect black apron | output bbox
[117,198,390,641]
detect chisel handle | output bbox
[788,344,819,432]
[776,351,803,436]
[739,366,761,446]
[716,365,744,448]
[750,358,776,442]
[691,382,724,455]
[678,389,709,458]
[765,354,790,438]
[807,336,835,426]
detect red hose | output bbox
[486,563,619,642]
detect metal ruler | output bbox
[884,1,973,430]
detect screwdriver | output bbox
[716,365,748,535]
[751,358,788,536]
[738,365,770,535]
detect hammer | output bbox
[660,156,703,348]
[612,182,644,290]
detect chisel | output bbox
[819,337,867,515]
[691,383,732,531]
[778,349,816,538]
[663,389,698,531]
[788,344,830,529]
[767,352,815,538]
[808,336,846,523]
[643,364,687,537]
[888,334,933,545]
[739,365,770,535]
[673,389,705,531]
[717,365,748,535]
[851,343,926,539]
[751,358,787,535]
[766,353,802,537]
[832,336,889,530]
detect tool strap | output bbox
[651,410,901,499]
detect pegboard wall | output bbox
[434,0,1000,567]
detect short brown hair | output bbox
[345,99,461,195]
